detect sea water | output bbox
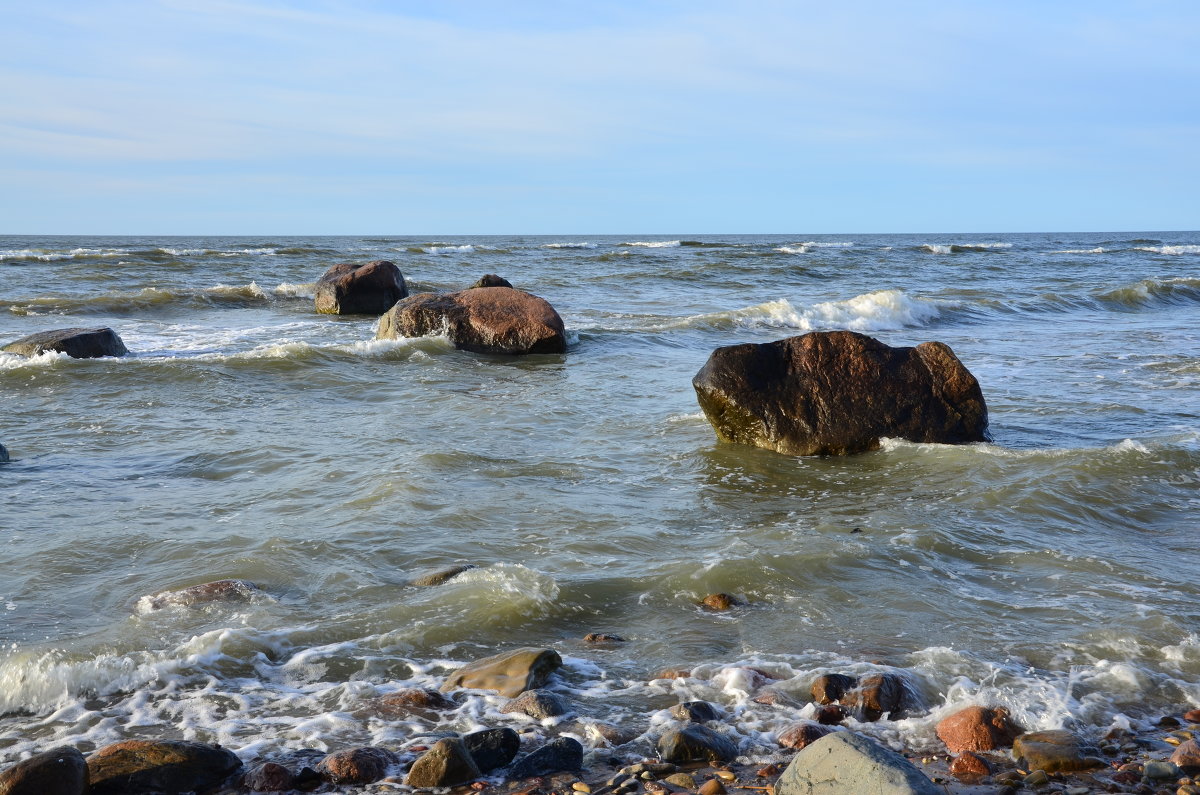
[1,233,1198,770]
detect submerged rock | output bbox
[314,260,407,315]
[777,721,833,750]
[3,327,128,359]
[583,632,626,643]
[776,731,941,795]
[508,737,583,779]
[470,274,513,289]
[411,564,477,586]
[441,647,563,698]
[936,705,1023,752]
[692,330,988,456]
[701,593,740,611]
[377,287,567,355]
[811,673,858,704]
[405,738,480,788]
[462,727,520,773]
[500,688,571,719]
[839,671,925,721]
[0,443,8,463]
[0,745,88,795]
[86,740,241,795]
[375,687,456,716]
[657,725,738,763]
[142,579,261,610]
[669,701,723,723]
[1012,730,1105,773]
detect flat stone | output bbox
[775,731,941,795]
[442,647,562,698]
[500,689,571,720]
[86,740,242,795]
[317,746,398,785]
[411,564,477,586]
[0,746,88,795]
[656,725,738,763]
[3,327,128,358]
[1012,730,1105,774]
[405,738,480,788]
[462,727,520,773]
[1172,738,1200,770]
[508,737,583,779]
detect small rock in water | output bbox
[501,689,571,719]
[810,673,858,704]
[948,751,991,779]
[698,778,726,795]
[406,738,481,788]
[754,688,803,708]
[0,745,88,795]
[1143,760,1181,780]
[1161,716,1184,728]
[508,737,584,779]
[441,647,563,698]
[317,746,398,785]
[1012,730,1106,774]
[756,764,781,778]
[1022,769,1049,786]
[577,720,637,747]
[0,443,8,464]
[2,326,128,358]
[664,773,696,789]
[777,720,833,750]
[652,667,693,680]
[244,761,293,791]
[701,593,741,611]
[669,701,722,723]
[839,671,923,721]
[583,632,626,643]
[656,725,738,763]
[936,705,1024,752]
[411,564,477,586]
[471,274,514,289]
[462,727,520,773]
[143,579,261,610]
[815,704,847,725]
[1172,739,1200,771]
[1185,709,1200,723]
[376,687,456,715]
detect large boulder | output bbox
[1012,730,1105,773]
[0,746,88,795]
[3,327,127,359]
[314,260,407,315]
[405,739,480,788]
[441,647,562,698]
[377,287,567,355]
[692,330,988,455]
[86,740,242,795]
[936,705,1023,752]
[776,731,941,795]
[317,746,398,785]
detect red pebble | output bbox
[1185,708,1200,723]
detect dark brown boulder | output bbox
[815,704,847,725]
[1171,739,1200,771]
[314,260,407,315]
[375,687,456,716]
[0,746,88,795]
[243,761,292,791]
[657,725,738,763]
[839,671,924,721]
[470,274,513,289]
[949,751,992,779]
[811,673,858,704]
[377,287,567,355]
[776,721,832,750]
[692,330,988,456]
[2,327,127,359]
[86,740,242,795]
[316,746,397,785]
[143,579,261,610]
[936,705,1023,752]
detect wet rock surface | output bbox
[411,563,477,586]
[810,673,858,704]
[776,731,941,795]
[669,701,723,723]
[500,688,571,719]
[441,647,563,698]
[508,737,584,779]
[375,687,456,716]
[314,260,407,315]
[316,746,398,785]
[3,327,128,358]
[0,746,87,795]
[777,720,833,750]
[405,738,480,788]
[143,578,261,610]
[692,330,989,455]
[377,286,567,354]
[1012,729,1106,773]
[86,740,242,795]
[462,728,521,773]
[936,705,1023,752]
[657,725,738,763]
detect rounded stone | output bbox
[0,746,88,795]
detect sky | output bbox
[1,0,1197,234]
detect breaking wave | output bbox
[1136,245,1200,255]
[2,283,310,316]
[542,242,597,249]
[921,242,1013,254]
[669,290,944,333]
[622,240,681,248]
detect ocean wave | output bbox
[1135,245,1200,255]
[542,242,597,249]
[1053,248,1106,254]
[622,240,681,248]
[272,282,316,298]
[1097,277,1200,308]
[0,350,70,371]
[420,244,475,254]
[921,242,1013,254]
[670,290,944,333]
[2,282,297,316]
[775,246,809,254]
[0,247,129,262]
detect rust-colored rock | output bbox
[377,287,567,355]
[243,762,293,791]
[314,260,407,315]
[949,751,992,779]
[1185,708,1200,724]
[316,747,398,785]
[692,330,989,456]
[653,667,693,680]
[811,673,858,704]
[777,721,833,750]
[0,746,88,795]
[701,593,740,611]
[754,688,803,708]
[142,579,261,610]
[1171,739,1200,771]
[441,647,562,698]
[86,740,241,795]
[376,687,456,715]
[815,704,847,725]
[698,777,726,795]
[583,633,626,643]
[3,327,127,358]
[936,705,1023,752]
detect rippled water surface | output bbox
[2,233,1198,765]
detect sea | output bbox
[1,233,1198,774]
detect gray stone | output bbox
[411,564,477,586]
[508,737,583,779]
[462,727,520,773]
[1143,759,1181,780]
[656,725,738,763]
[500,689,571,719]
[3,327,128,359]
[775,731,941,795]
[669,701,722,723]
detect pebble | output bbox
[1024,769,1050,786]
[574,784,591,793]
[1065,788,1090,795]
[663,774,696,789]
[697,779,726,795]
[1145,760,1182,780]
[714,770,736,782]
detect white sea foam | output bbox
[801,241,854,248]
[0,350,70,371]
[922,242,1012,253]
[542,242,597,249]
[0,247,127,261]
[1136,245,1200,255]
[273,282,316,298]
[671,290,943,333]
[775,246,809,254]
[423,245,475,254]
[622,240,681,248]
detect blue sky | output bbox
[1,0,1197,233]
